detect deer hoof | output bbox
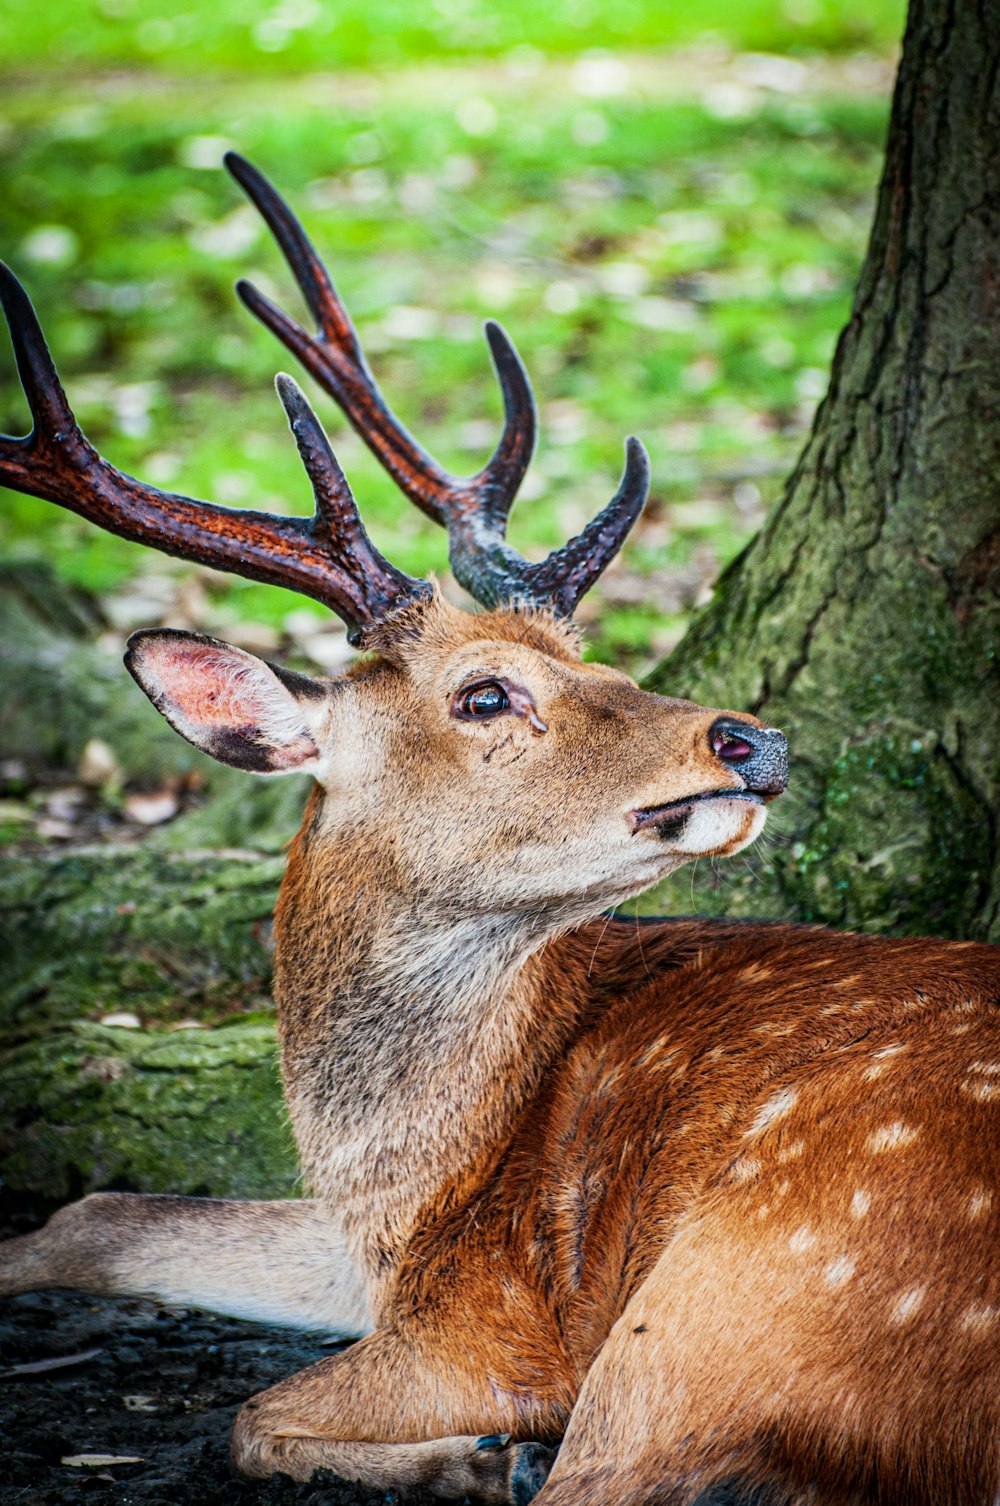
[507,1441,556,1505]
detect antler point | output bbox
[223,150,252,181]
[274,371,312,431]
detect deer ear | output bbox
[125,629,328,774]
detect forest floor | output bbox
[0,1201,427,1506]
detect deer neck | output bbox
[272,801,586,1287]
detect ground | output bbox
[0,1197,430,1506]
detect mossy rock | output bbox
[1,1019,297,1201]
[0,846,296,1200]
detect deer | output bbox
[1,152,999,1506]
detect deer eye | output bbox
[456,681,510,718]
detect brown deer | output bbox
[1,155,998,1506]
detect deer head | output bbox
[0,154,787,932]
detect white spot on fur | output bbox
[729,1157,762,1184]
[637,1037,680,1072]
[777,1139,805,1162]
[970,1061,1000,1076]
[789,1224,817,1254]
[969,1188,993,1220]
[740,964,773,982]
[962,1079,1000,1103]
[851,1189,871,1218]
[865,1043,908,1078]
[746,1087,799,1137]
[890,1286,926,1324]
[961,1303,998,1334]
[824,1256,856,1288]
[867,1122,919,1153]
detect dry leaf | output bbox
[0,1347,102,1378]
[78,738,121,788]
[124,790,180,826]
[61,1454,143,1468]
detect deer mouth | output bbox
[629,789,764,839]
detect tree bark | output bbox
[647,0,1000,941]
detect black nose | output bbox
[709,717,788,796]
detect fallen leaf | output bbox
[61,1454,143,1468]
[124,790,180,826]
[0,1347,102,1378]
[45,787,85,820]
[78,738,121,788]
[34,818,77,841]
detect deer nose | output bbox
[709,718,788,796]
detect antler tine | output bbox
[224,151,537,531]
[0,261,427,639]
[442,437,650,613]
[520,437,651,617]
[274,372,431,634]
[0,261,82,481]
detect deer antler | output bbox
[226,152,650,614]
[0,261,430,642]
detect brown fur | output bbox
[3,593,998,1506]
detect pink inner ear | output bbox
[130,632,320,772]
[143,638,268,729]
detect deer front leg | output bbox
[235,1427,555,1504]
[0,1193,370,1335]
[230,1305,571,1503]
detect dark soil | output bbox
[0,1206,441,1506]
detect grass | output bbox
[0,0,904,73]
[0,3,901,672]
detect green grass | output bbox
[0,0,904,73]
[0,4,900,671]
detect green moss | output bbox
[0,844,299,1199]
[0,846,283,1032]
[0,1020,296,1200]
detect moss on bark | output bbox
[0,567,301,1199]
[645,0,1000,941]
[0,846,295,1199]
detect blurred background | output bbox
[0,0,903,844]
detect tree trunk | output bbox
[647,0,1000,942]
